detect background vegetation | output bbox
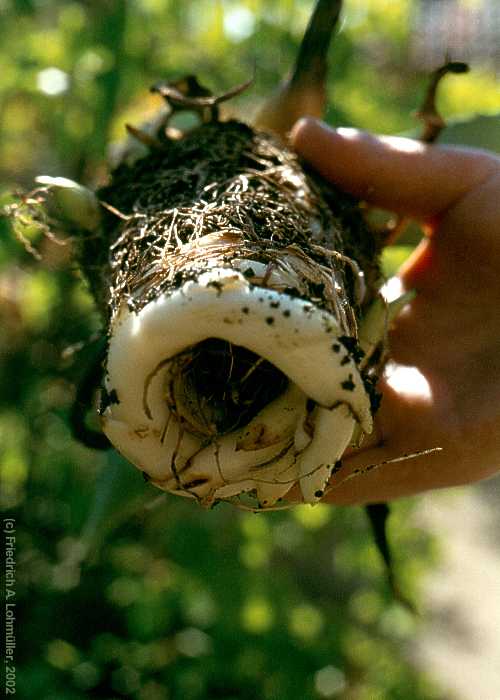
[1,1,499,698]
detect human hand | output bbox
[291,117,500,505]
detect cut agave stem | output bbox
[28,0,397,510]
[102,266,374,506]
[89,0,386,510]
[90,86,386,509]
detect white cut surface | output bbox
[103,267,373,505]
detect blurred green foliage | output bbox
[1,1,499,699]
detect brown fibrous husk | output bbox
[86,120,380,333]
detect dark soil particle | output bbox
[207,280,224,294]
[362,373,383,414]
[308,282,325,297]
[108,388,120,404]
[338,335,365,364]
[99,387,120,413]
[341,375,356,391]
[306,398,316,412]
[331,460,342,475]
[283,287,302,299]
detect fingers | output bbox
[291,117,500,220]
[322,376,500,505]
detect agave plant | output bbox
[83,0,396,507]
[12,0,462,601]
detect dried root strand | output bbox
[326,447,443,493]
[4,186,68,260]
[95,120,372,333]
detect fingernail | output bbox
[290,117,322,147]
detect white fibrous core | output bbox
[102,265,373,508]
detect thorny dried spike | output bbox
[151,75,255,123]
[416,60,469,145]
[384,59,469,245]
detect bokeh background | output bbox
[1,1,499,699]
